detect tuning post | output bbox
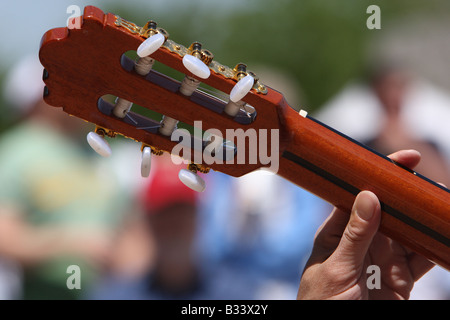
[178,163,208,192]
[179,75,201,97]
[113,23,168,119]
[159,116,179,136]
[159,42,213,137]
[112,97,133,118]
[224,99,246,117]
[135,21,168,76]
[134,55,156,76]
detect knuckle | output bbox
[342,222,366,245]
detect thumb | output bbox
[333,191,381,268]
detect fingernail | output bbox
[407,149,421,157]
[354,192,376,221]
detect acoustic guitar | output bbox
[39,6,450,270]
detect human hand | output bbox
[297,150,436,300]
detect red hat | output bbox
[141,157,197,213]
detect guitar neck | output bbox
[277,106,450,270]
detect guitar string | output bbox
[121,82,253,130]
[195,86,254,118]
[125,113,138,125]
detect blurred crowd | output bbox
[0,50,449,300]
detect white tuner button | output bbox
[141,146,152,178]
[182,54,210,79]
[87,131,112,157]
[229,74,254,103]
[178,169,206,192]
[137,33,165,58]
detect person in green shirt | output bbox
[0,56,128,299]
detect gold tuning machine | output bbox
[141,20,169,40]
[188,42,214,66]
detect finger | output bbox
[304,206,352,267]
[388,149,421,169]
[313,207,350,254]
[331,191,381,269]
[408,253,435,281]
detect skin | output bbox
[297,149,437,300]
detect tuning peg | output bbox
[87,131,112,157]
[178,168,206,192]
[117,33,164,118]
[141,146,152,178]
[135,23,166,76]
[137,32,165,58]
[229,74,254,103]
[179,42,213,96]
[224,70,255,116]
[182,54,210,79]
[119,33,162,117]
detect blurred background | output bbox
[0,0,449,300]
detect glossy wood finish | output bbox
[278,106,450,270]
[39,6,450,270]
[39,6,284,177]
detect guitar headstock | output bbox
[39,6,292,190]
